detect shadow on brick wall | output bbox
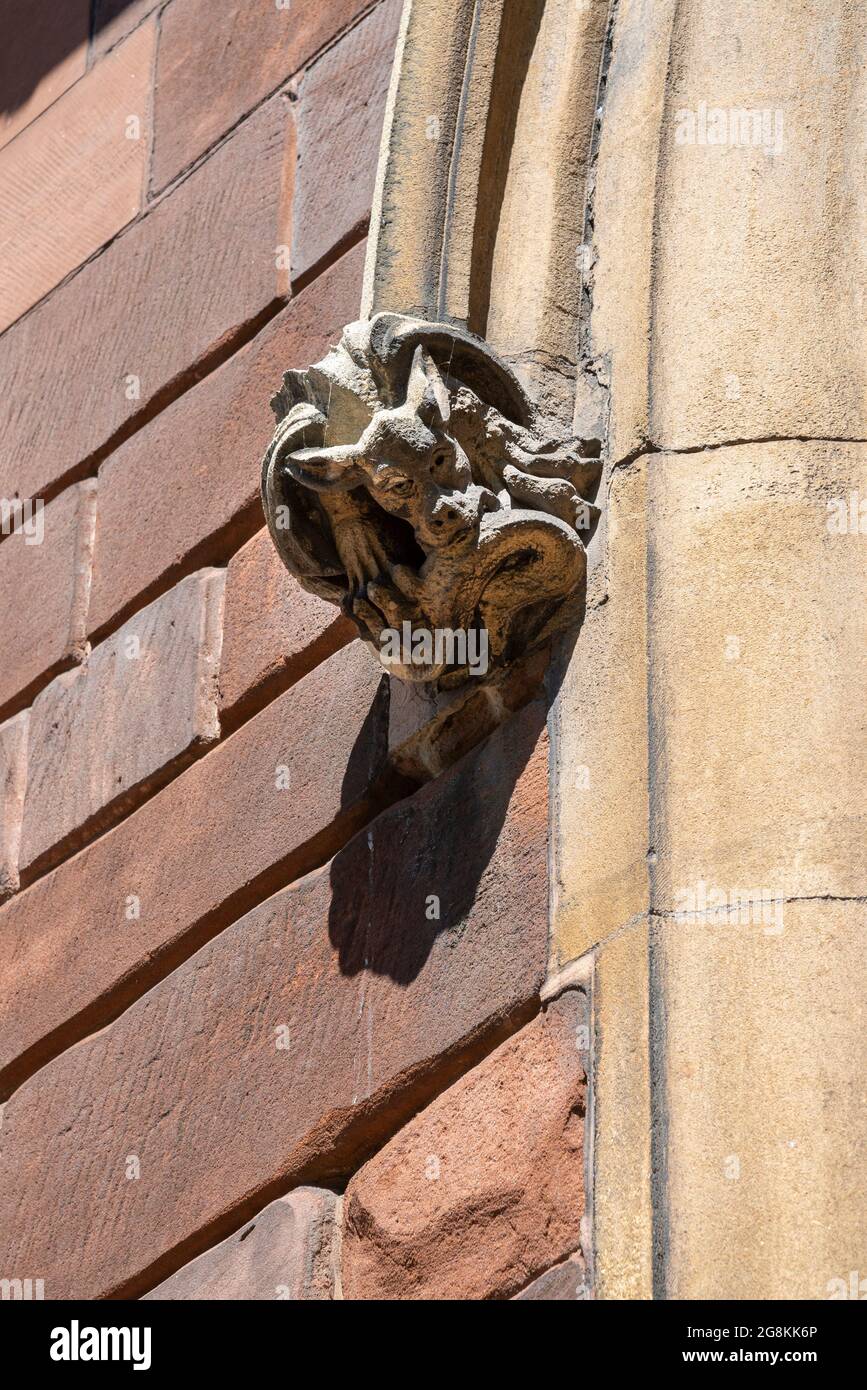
[0,0,143,118]
[327,628,576,984]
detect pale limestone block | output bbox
[658,899,867,1299]
[648,441,867,907]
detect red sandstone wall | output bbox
[0,0,585,1300]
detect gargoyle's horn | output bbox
[365,313,535,428]
[261,406,343,583]
[260,404,325,500]
[268,367,315,424]
[405,345,451,426]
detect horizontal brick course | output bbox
[292,0,402,282]
[0,20,154,333]
[0,702,547,1297]
[144,1190,339,1300]
[152,0,375,192]
[0,92,293,505]
[0,0,89,151]
[20,570,225,880]
[513,1252,587,1300]
[0,711,28,900]
[91,0,161,58]
[219,527,354,727]
[88,240,365,641]
[342,989,587,1301]
[0,640,390,1099]
[0,482,97,719]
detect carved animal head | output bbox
[287,346,501,552]
[262,313,601,689]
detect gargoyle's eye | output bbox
[431,450,449,472]
[380,475,415,498]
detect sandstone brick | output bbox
[92,0,161,58]
[585,0,676,468]
[659,899,867,1299]
[0,20,154,333]
[293,0,402,282]
[647,442,867,907]
[0,482,97,719]
[20,570,225,880]
[551,461,650,966]
[591,915,653,1300]
[513,1252,587,1300]
[0,94,293,506]
[591,0,867,464]
[144,1190,339,1300]
[649,0,867,448]
[0,639,390,1099]
[342,988,587,1301]
[220,528,354,726]
[0,712,28,900]
[0,703,548,1297]
[152,0,375,192]
[0,0,89,151]
[88,240,365,641]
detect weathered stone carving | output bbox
[262,314,601,688]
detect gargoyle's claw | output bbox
[367,579,418,629]
[388,563,425,600]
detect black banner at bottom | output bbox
[1,1297,860,1375]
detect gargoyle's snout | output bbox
[425,484,500,547]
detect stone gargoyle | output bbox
[261,313,601,689]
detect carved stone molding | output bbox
[262,313,601,689]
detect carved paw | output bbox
[366,578,419,630]
[332,520,391,597]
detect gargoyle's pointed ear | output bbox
[287,444,366,492]
[406,345,451,428]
